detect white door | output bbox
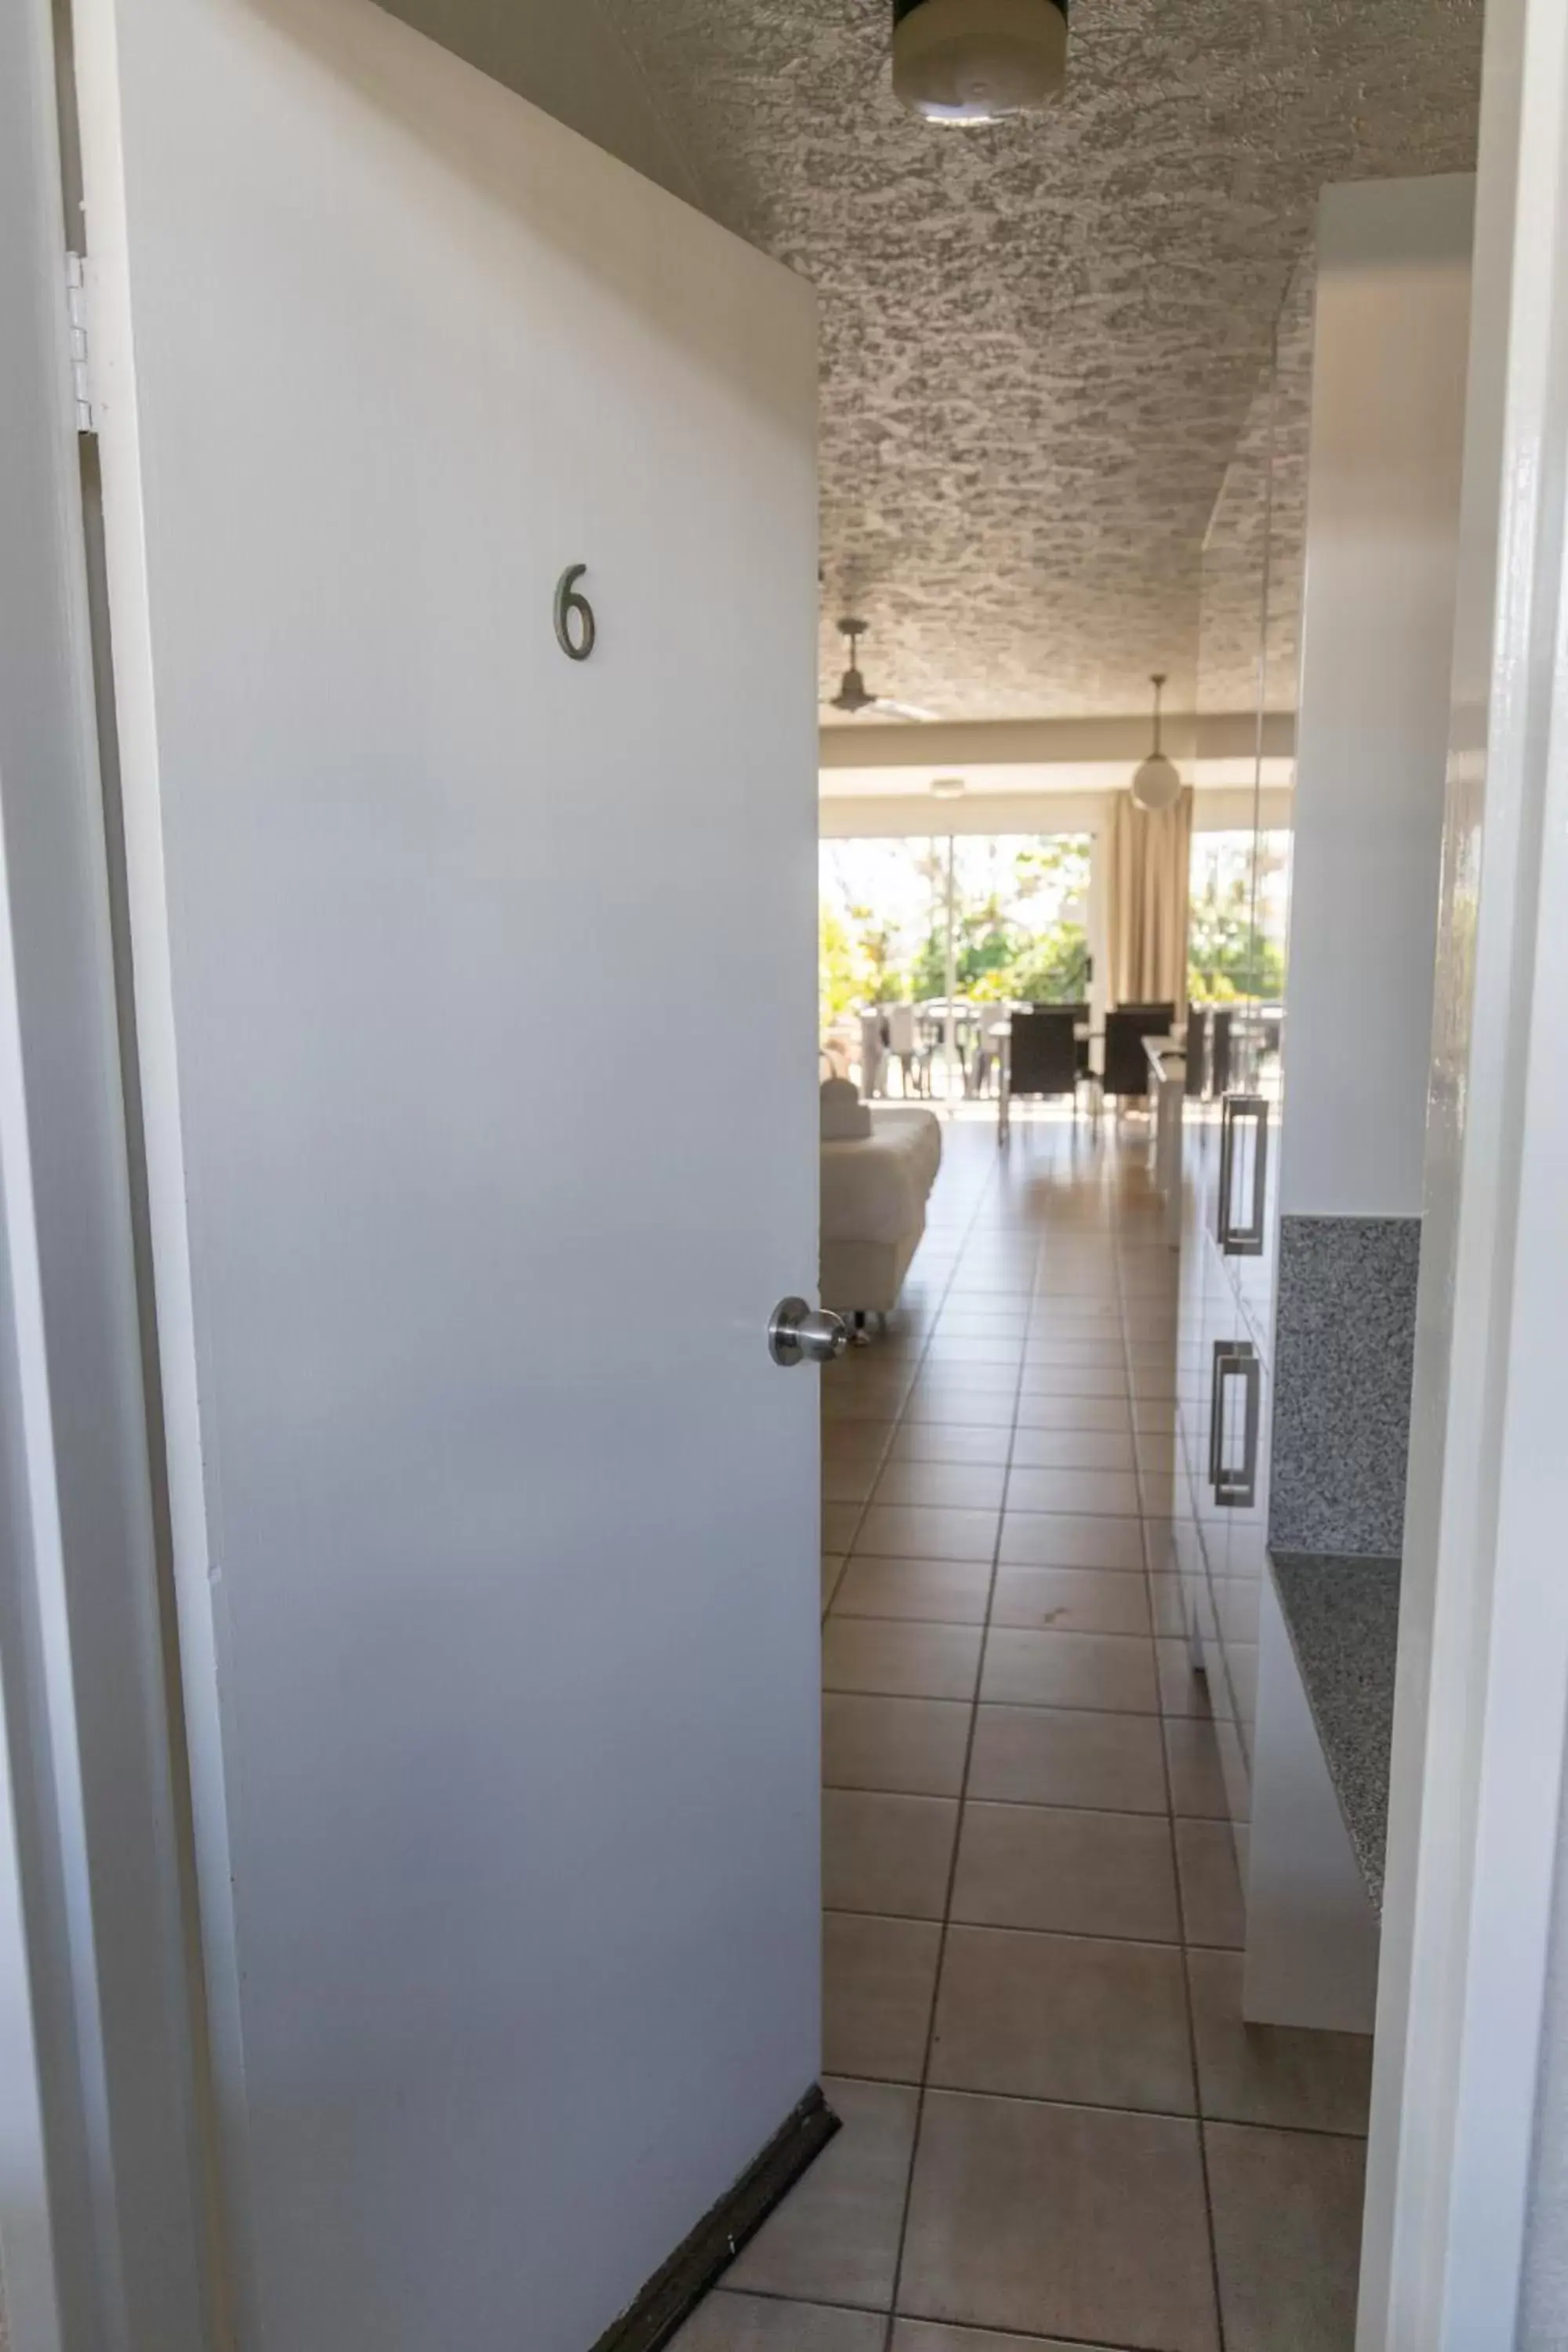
[71,0,822,2343]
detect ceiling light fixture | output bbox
[892,0,1068,127]
[828,619,938,722]
[930,775,966,799]
[1130,673,1183,813]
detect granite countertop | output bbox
[1268,1550,1403,1912]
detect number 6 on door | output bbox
[554,563,596,660]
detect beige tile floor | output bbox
[677,1110,1371,2352]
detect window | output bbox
[819,833,1092,1030]
[1189,829,1291,1004]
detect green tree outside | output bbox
[822,828,1287,1027]
[909,894,1022,1000]
[1007,923,1091,1004]
[821,835,1092,1021]
[1188,868,1285,1002]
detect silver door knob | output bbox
[769,1297,848,1367]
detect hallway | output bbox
[677,1112,1371,2352]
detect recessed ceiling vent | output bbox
[891,0,1068,126]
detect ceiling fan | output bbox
[826,619,937,722]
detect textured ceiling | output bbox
[600,0,1483,723]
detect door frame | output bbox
[1359,0,1568,2340]
[0,2,213,2347]
[6,0,1568,2344]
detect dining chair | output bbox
[858,1008,888,1098]
[970,1003,1011,1098]
[1185,1004,1210,1098]
[1102,1003,1176,1109]
[999,1007,1080,1142]
[884,1004,923,1098]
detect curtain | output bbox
[1105,786,1194,1015]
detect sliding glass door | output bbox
[819,830,1091,1101]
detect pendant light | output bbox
[1131,673,1182,813]
[892,0,1069,126]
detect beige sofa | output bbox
[819,1081,942,1320]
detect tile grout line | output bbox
[877,1121,1036,2350]
[730,2274,1150,2347]
[878,1114,1144,2344]
[822,1803,1232,1892]
[822,1911,1241,1953]
[1117,1201,1231,2352]
[820,1149,1000,1624]
[819,2063,1363,2140]
[828,1679,1212,1722]
[753,1121,1365,2352]
[816,1120,1241,2352]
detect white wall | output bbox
[373,0,706,212]
[818,710,1298,781]
[1357,3,1568,2337]
[1279,178,1474,1221]
[818,786,1292,839]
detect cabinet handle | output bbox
[1209,1339,1261,1508]
[1217,1094,1269,1258]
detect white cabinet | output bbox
[1176,1102,1273,1875]
[1177,239,1308,1882]
[1178,180,1472,2000]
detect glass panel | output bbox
[1191,249,1313,1105]
[1257,251,1315,1111]
[1194,315,1272,1087]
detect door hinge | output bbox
[64,252,98,434]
